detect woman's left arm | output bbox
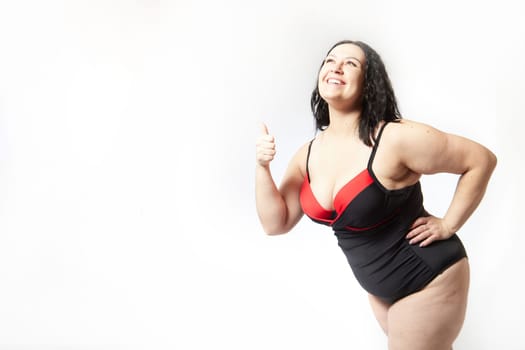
[395,120,497,247]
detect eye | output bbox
[324,58,335,65]
[345,60,357,67]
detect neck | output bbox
[323,107,361,138]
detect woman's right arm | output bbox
[255,123,306,235]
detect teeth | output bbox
[328,79,342,85]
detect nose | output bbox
[330,60,344,74]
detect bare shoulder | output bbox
[383,119,444,145]
[381,119,451,161]
[384,119,496,175]
[287,139,314,178]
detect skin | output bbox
[255,43,497,349]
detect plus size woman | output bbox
[255,40,496,350]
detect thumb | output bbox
[260,122,269,135]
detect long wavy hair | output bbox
[310,40,402,146]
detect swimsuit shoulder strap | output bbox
[305,139,314,182]
[367,121,390,169]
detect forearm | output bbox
[255,165,289,235]
[443,153,497,233]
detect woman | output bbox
[255,40,497,350]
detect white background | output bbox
[0,0,523,349]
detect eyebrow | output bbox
[326,54,363,65]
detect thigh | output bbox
[387,258,470,350]
[368,294,390,335]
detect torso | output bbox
[306,121,420,211]
[298,121,467,303]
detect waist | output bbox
[337,231,467,303]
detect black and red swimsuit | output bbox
[299,122,467,304]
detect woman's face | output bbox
[318,43,366,111]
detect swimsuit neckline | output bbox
[302,122,419,224]
[304,168,370,214]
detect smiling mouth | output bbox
[327,78,345,85]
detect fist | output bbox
[256,123,276,167]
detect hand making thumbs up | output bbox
[256,122,276,167]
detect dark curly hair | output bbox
[310,40,401,146]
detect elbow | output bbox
[489,151,497,169]
[262,225,290,236]
[485,148,498,172]
[258,211,295,235]
[257,207,301,236]
[463,148,497,177]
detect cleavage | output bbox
[309,158,370,211]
